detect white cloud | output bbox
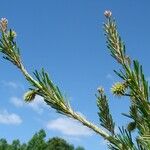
[0,110,22,125]
[28,95,48,114]
[10,97,24,107]
[46,117,93,136]
[62,136,81,142]
[10,95,48,114]
[5,81,18,88]
[1,80,24,90]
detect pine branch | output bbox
[0,17,116,145]
[104,10,150,148]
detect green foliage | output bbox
[46,137,74,150]
[97,88,115,135]
[0,129,84,150]
[0,22,20,68]
[10,140,21,150]
[0,139,8,150]
[103,10,150,149]
[32,69,71,115]
[0,11,150,149]
[27,129,47,150]
[75,146,85,150]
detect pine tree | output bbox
[46,137,74,150]
[0,11,150,149]
[26,129,47,150]
[75,146,85,150]
[0,138,8,150]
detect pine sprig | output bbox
[104,13,129,65]
[32,68,71,115]
[97,87,115,135]
[0,19,20,68]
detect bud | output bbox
[7,30,17,38]
[97,87,104,94]
[24,90,36,102]
[127,121,136,132]
[104,10,112,18]
[111,82,127,96]
[11,30,17,38]
[0,18,8,32]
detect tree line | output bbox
[0,129,85,150]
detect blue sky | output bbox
[0,0,150,150]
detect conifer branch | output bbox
[104,10,150,148]
[97,87,115,135]
[0,17,115,144]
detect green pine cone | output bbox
[24,90,36,102]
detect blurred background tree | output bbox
[0,129,85,150]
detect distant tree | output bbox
[10,140,21,150]
[20,143,27,150]
[75,146,85,150]
[26,129,47,150]
[0,138,8,150]
[0,129,85,150]
[46,137,74,150]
